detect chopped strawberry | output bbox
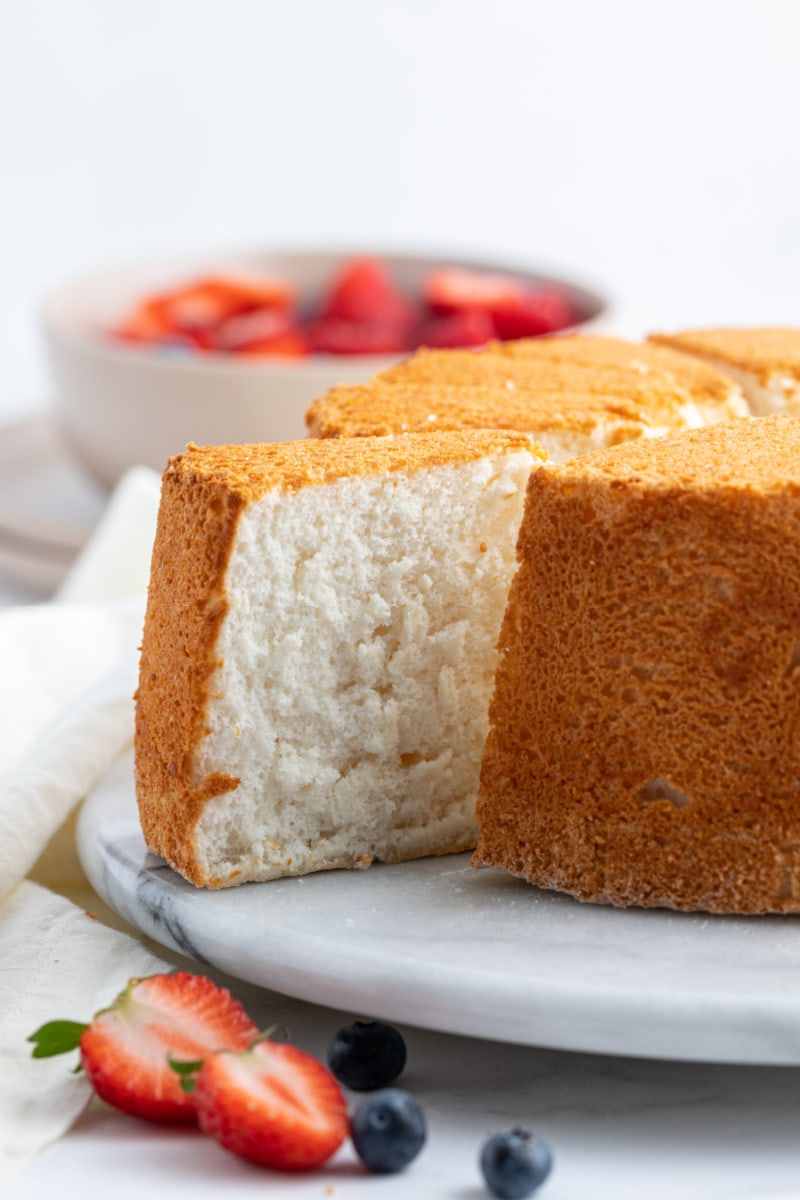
[424,267,525,317]
[237,331,311,358]
[424,268,574,340]
[28,972,258,1124]
[188,1040,349,1171]
[309,317,410,356]
[320,257,415,331]
[167,277,294,332]
[124,275,296,341]
[113,299,175,344]
[417,309,496,349]
[213,307,294,351]
[491,288,575,339]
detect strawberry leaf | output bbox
[167,1055,204,1094]
[28,1020,89,1058]
[167,1055,205,1075]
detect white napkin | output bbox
[0,466,172,1186]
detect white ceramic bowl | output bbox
[42,249,608,488]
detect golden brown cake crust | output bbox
[135,431,539,887]
[309,383,672,441]
[650,328,800,385]
[475,415,800,914]
[306,336,741,438]
[135,455,245,886]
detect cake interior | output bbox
[191,448,534,884]
[694,360,800,418]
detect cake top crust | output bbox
[169,430,541,502]
[552,412,800,492]
[649,328,800,384]
[305,335,742,438]
[308,383,682,440]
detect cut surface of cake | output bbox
[135,432,539,888]
[649,327,800,417]
[306,335,748,452]
[475,414,800,915]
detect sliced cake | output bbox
[136,432,539,888]
[475,414,800,914]
[306,335,748,450]
[649,327,800,417]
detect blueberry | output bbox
[350,1088,426,1173]
[326,1020,407,1090]
[480,1129,554,1199]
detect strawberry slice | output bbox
[320,257,414,331]
[188,1040,349,1171]
[418,309,496,348]
[28,972,258,1124]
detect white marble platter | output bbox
[78,747,800,1066]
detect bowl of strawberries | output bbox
[42,248,607,486]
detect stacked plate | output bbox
[0,415,105,595]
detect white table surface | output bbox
[9,995,800,1200]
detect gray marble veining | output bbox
[77,749,800,1066]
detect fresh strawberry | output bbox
[491,287,575,338]
[113,275,297,349]
[148,275,295,336]
[236,331,311,358]
[185,1039,349,1171]
[424,268,574,340]
[320,257,415,331]
[308,317,410,356]
[28,972,258,1124]
[418,308,496,348]
[213,307,294,351]
[112,299,175,344]
[423,267,525,316]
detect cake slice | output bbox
[475,414,800,914]
[649,327,800,417]
[306,335,748,447]
[135,432,539,888]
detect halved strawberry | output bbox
[187,1040,349,1171]
[417,308,496,348]
[320,257,414,331]
[28,972,258,1124]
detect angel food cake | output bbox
[649,327,800,418]
[135,432,539,888]
[475,414,800,914]
[306,335,749,451]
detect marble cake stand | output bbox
[77,748,800,1065]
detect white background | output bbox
[2,0,800,423]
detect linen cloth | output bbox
[0,466,170,1186]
